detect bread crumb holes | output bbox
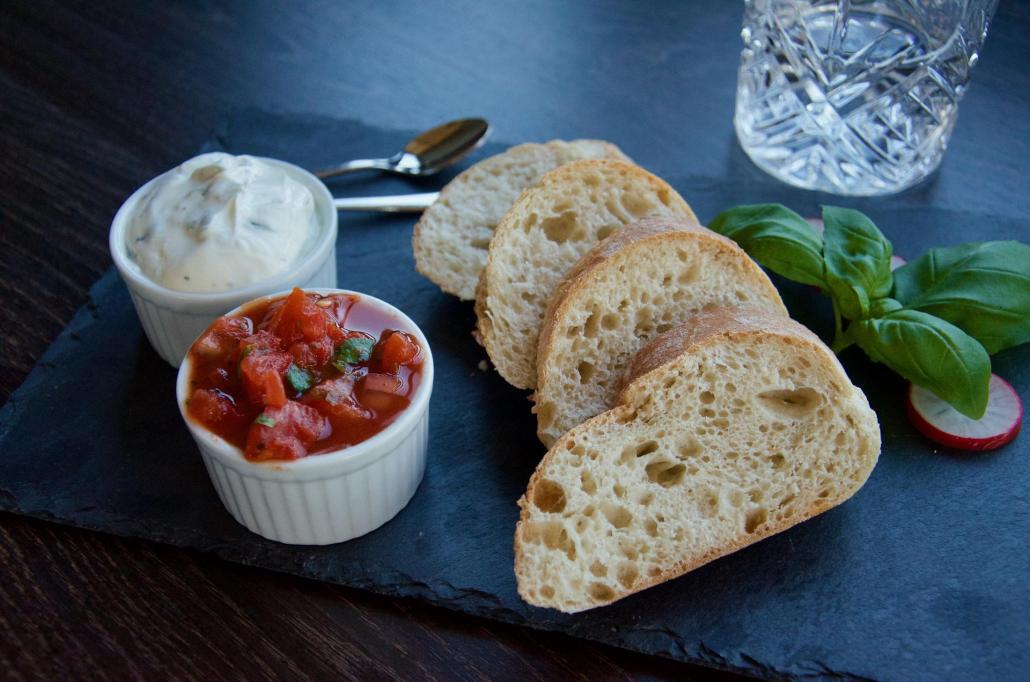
[745,507,768,533]
[533,479,567,513]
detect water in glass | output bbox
[735,0,998,195]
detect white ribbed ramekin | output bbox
[109,156,338,367]
[176,288,433,545]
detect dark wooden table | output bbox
[2,1,1027,679]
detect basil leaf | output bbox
[332,336,375,371]
[285,364,313,393]
[869,297,903,318]
[849,309,990,419]
[254,413,276,427]
[821,206,893,320]
[709,203,825,286]
[892,240,1030,354]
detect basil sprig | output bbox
[710,204,1030,419]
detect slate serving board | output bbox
[1,110,1027,681]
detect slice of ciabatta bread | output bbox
[413,140,630,300]
[476,160,697,389]
[515,307,881,612]
[534,217,788,447]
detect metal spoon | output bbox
[333,192,439,212]
[315,118,489,180]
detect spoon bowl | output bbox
[315,118,489,180]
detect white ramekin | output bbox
[176,288,433,545]
[109,156,338,367]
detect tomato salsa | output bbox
[185,288,424,461]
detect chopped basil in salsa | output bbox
[254,413,276,427]
[285,364,313,393]
[332,336,375,371]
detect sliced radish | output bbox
[890,254,907,271]
[906,374,1023,451]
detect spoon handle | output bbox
[332,192,438,213]
[314,158,393,179]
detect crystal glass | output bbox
[735,0,998,195]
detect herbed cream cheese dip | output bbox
[126,152,319,293]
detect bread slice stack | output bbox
[413,140,630,300]
[534,216,788,446]
[409,142,880,612]
[515,307,881,612]
[475,159,697,389]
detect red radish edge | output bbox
[906,374,1023,452]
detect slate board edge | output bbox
[0,264,859,681]
[0,501,857,682]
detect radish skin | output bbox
[906,374,1023,451]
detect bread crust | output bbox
[413,140,629,300]
[618,307,837,398]
[516,306,881,612]
[533,218,787,443]
[476,160,696,388]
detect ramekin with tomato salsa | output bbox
[176,287,433,545]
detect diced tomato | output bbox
[191,316,253,360]
[305,374,355,403]
[205,367,234,392]
[239,350,291,407]
[299,306,328,341]
[374,331,421,373]
[325,321,345,344]
[363,372,405,395]
[244,402,330,461]
[267,288,307,340]
[303,375,372,422]
[237,330,282,355]
[233,330,283,369]
[268,287,340,347]
[187,388,245,430]
[359,372,409,414]
[289,336,335,369]
[360,389,408,414]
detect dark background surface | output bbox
[1,1,1028,680]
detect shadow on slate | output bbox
[1,108,1028,681]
